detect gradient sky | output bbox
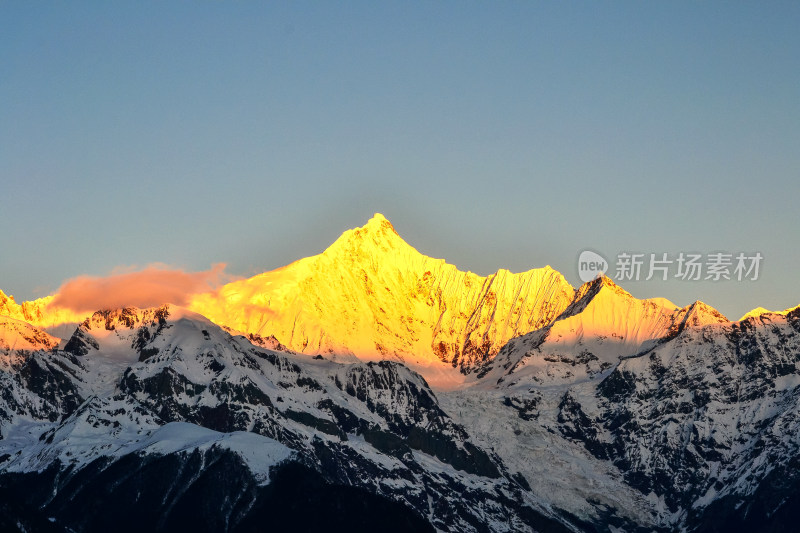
[2,2,799,320]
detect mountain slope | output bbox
[448,293,800,530]
[2,275,800,530]
[473,276,729,388]
[739,304,800,321]
[558,308,800,530]
[0,306,565,533]
[0,316,60,355]
[189,214,575,381]
[0,290,82,332]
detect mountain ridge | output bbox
[3,296,800,530]
[0,303,557,532]
[187,214,577,384]
[1,214,761,391]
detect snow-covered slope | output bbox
[739,303,800,321]
[2,282,800,531]
[473,276,729,388]
[189,213,575,383]
[0,316,59,355]
[552,308,800,530]
[0,305,563,533]
[439,296,800,531]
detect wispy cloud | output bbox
[49,263,231,312]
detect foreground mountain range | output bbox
[1,215,799,532]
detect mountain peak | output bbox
[362,212,398,236]
[739,303,800,322]
[367,212,389,224]
[188,215,576,378]
[0,290,19,314]
[740,306,772,321]
[560,275,630,317]
[679,300,729,326]
[322,213,412,260]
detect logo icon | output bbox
[578,250,608,283]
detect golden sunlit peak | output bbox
[576,274,624,297]
[0,290,17,306]
[323,213,408,257]
[363,212,397,234]
[737,305,799,321]
[739,307,773,321]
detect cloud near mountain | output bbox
[49,263,230,313]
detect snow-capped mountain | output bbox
[2,215,800,532]
[739,305,799,321]
[0,306,559,533]
[188,214,575,384]
[475,276,729,388]
[0,290,82,335]
[1,215,722,390]
[0,315,59,354]
[453,280,800,531]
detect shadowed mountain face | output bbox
[0,306,561,533]
[2,300,800,531]
[448,305,800,531]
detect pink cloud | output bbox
[49,263,230,313]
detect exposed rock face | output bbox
[0,306,561,533]
[1,291,800,530]
[454,294,800,531]
[189,214,576,374]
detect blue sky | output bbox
[2,2,799,319]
